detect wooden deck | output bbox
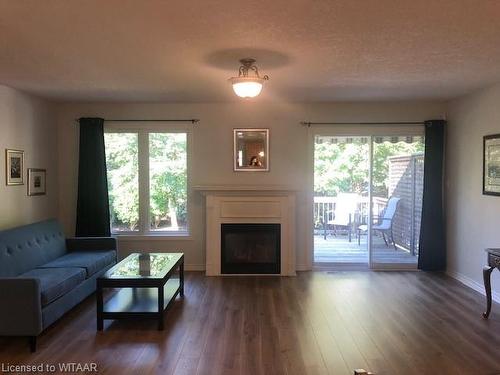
[314,234,418,264]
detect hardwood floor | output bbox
[1,271,500,374]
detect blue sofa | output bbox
[0,219,116,352]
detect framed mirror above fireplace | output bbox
[233,128,269,172]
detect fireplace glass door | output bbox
[221,223,281,274]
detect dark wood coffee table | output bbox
[96,252,184,330]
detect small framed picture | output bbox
[27,168,46,196]
[483,134,500,196]
[5,149,24,185]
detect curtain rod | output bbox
[76,118,200,124]
[300,121,424,127]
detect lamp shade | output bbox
[229,76,265,98]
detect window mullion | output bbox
[138,131,150,234]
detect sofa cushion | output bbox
[0,219,67,277]
[37,251,116,278]
[19,267,86,306]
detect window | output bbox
[104,129,188,235]
[104,133,139,232]
[149,133,187,232]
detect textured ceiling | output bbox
[0,0,500,102]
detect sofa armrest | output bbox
[0,278,42,336]
[66,237,117,252]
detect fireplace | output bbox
[196,187,296,276]
[221,223,281,274]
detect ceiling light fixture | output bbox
[228,58,269,98]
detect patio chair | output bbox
[327,193,360,242]
[357,196,401,250]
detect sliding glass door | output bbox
[313,131,424,269]
[369,135,424,268]
[313,136,370,264]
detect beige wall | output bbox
[0,80,495,293]
[447,83,500,301]
[1,78,496,290]
[0,85,58,230]
[56,100,445,270]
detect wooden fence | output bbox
[387,153,424,255]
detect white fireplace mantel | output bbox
[195,185,296,276]
[193,184,296,194]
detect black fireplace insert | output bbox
[221,223,281,274]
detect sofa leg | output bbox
[29,336,37,353]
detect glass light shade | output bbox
[229,77,264,98]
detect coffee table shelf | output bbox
[103,279,181,314]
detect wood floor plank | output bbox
[365,272,471,375]
[312,274,397,375]
[1,271,500,374]
[294,274,352,375]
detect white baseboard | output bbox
[185,264,310,273]
[296,263,311,271]
[446,269,500,304]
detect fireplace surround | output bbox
[195,185,296,276]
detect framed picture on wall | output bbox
[27,168,46,196]
[483,134,500,196]
[5,149,24,185]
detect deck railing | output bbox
[314,193,421,255]
[313,196,387,229]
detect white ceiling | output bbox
[1,0,500,102]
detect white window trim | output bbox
[104,122,193,238]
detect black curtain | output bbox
[418,120,446,270]
[75,118,111,237]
